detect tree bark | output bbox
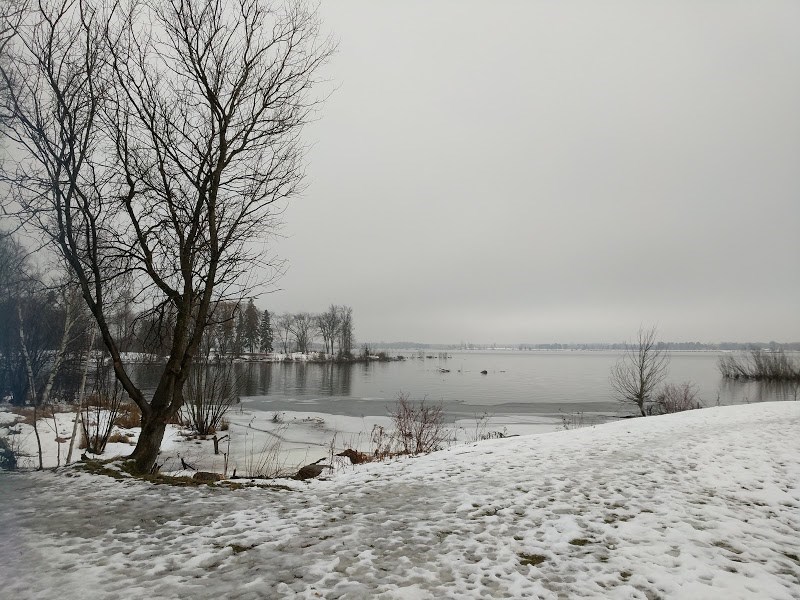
[66,330,95,464]
[131,415,168,474]
[17,303,43,469]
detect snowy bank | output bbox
[0,402,798,599]
[0,404,565,474]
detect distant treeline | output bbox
[370,341,800,352]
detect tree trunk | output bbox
[32,403,44,470]
[130,415,168,474]
[128,370,186,473]
[17,303,43,469]
[66,331,95,464]
[51,407,61,467]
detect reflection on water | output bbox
[718,378,799,404]
[229,362,354,399]
[128,352,798,418]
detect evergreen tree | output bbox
[242,299,260,353]
[259,309,274,353]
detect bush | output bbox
[390,393,447,455]
[649,382,702,415]
[370,424,394,460]
[719,350,800,381]
[181,358,240,435]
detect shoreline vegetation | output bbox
[111,350,408,366]
[718,349,800,381]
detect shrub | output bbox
[649,382,702,415]
[370,424,394,460]
[560,411,586,430]
[83,356,128,454]
[390,392,447,455]
[719,350,800,381]
[181,357,240,435]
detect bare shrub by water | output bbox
[182,358,240,435]
[649,382,702,415]
[390,392,448,455]
[718,350,800,381]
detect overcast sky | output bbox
[262,0,799,344]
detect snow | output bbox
[0,404,566,474]
[1,402,799,599]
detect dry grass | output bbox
[9,407,37,426]
[5,404,72,426]
[107,431,133,444]
[241,426,290,478]
[114,403,142,429]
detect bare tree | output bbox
[1,0,332,473]
[0,235,32,403]
[316,304,340,356]
[0,0,23,128]
[206,301,239,357]
[110,282,136,353]
[290,312,316,354]
[65,327,95,464]
[275,312,293,354]
[610,325,670,417]
[337,305,354,358]
[0,235,87,408]
[17,279,82,469]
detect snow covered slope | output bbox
[1,402,798,599]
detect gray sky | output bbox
[264,0,800,344]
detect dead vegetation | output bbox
[648,382,702,415]
[719,350,800,381]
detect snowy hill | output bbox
[1,402,798,599]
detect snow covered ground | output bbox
[1,402,798,599]
[0,404,567,474]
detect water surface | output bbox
[132,351,797,420]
